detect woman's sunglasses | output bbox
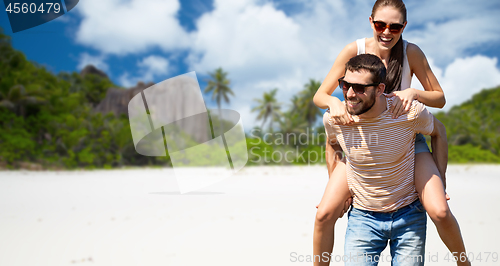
[373,21,404,34]
[338,78,380,94]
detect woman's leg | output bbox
[313,162,351,266]
[414,152,470,266]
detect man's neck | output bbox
[358,95,387,119]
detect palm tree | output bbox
[204,68,234,137]
[289,95,302,117]
[298,79,323,128]
[278,111,308,145]
[204,67,234,112]
[252,88,282,133]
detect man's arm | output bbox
[429,116,448,188]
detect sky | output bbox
[1,0,500,129]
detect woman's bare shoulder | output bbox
[332,41,359,67]
[406,42,425,59]
[340,40,359,56]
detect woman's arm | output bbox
[313,41,358,125]
[407,43,446,108]
[387,43,446,118]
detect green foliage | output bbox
[246,126,327,165]
[435,86,500,162]
[448,144,500,163]
[0,27,170,169]
[58,71,115,106]
[0,111,35,163]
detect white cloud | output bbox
[139,55,170,77]
[75,0,190,55]
[189,0,305,85]
[412,55,500,113]
[187,0,355,128]
[77,53,108,72]
[118,72,135,88]
[119,55,171,87]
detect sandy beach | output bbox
[0,165,499,265]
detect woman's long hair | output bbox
[371,0,407,93]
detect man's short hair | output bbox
[345,54,386,84]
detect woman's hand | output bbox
[385,88,418,119]
[328,97,354,125]
[316,197,352,218]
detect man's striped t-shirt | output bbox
[324,97,434,212]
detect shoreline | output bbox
[1,163,499,172]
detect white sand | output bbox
[0,165,499,266]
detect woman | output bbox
[312,0,470,265]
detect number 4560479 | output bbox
[444,252,498,263]
[5,3,61,14]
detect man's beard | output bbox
[346,89,376,116]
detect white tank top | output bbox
[356,38,412,91]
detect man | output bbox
[322,54,447,265]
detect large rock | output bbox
[95,75,214,146]
[95,81,154,116]
[80,65,108,79]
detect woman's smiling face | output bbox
[370,6,407,51]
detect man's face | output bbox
[342,70,378,116]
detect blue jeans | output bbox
[344,200,427,266]
[415,133,430,154]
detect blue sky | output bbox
[1,0,500,127]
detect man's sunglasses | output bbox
[373,21,404,34]
[338,77,380,94]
